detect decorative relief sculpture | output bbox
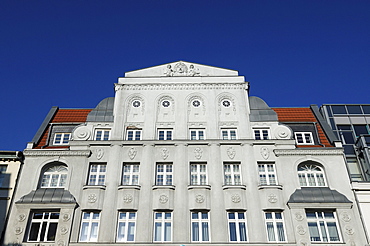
[299,240,308,246]
[58,240,66,246]
[62,213,71,222]
[73,126,91,140]
[194,147,202,160]
[60,226,69,235]
[128,147,137,160]
[297,225,306,235]
[345,225,354,235]
[17,214,26,222]
[161,148,169,160]
[123,194,133,203]
[88,194,97,203]
[295,212,304,221]
[231,194,241,203]
[163,62,200,76]
[96,148,104,160]
[260,146,270,160]
[159,194,169,204]
[15,227,23,235]
[227,147,236,159]
[268,194,277,203]
[195,194,205,203]
[341,212,351,222]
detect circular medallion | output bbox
[132,100,141,107]
[222,100,231,107]
[162,100,171,107]
[192,100,201,107]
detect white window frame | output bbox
[306,211,341,242]
[190,129,205,140]
[88,164,106,186]
[53,133,71,145]
[27,211,60,242]
[264,211,286,242]
[156,163,173,185]
[79,211,100,242]
[254,128,270,140]
[190,163,207,185]
[191,211,210,242]
[94,129,111,141]
[221,129,237,140]
[0,165,7,187]
[258,163,277,185]
[295,132,314,145]
[158,129,173,140]
[153,212,172,242]
[298,164,327,187]
[116,211,136,242]
[227,211,248,242]
[122,163,139,185]
[126,129,142,140]
[224,163,242,185]
[40,165,68,188]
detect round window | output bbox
[162,100,171,107]
[222,100,231,107]
[192,100,201,107]
[132,100,141,107]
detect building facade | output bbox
[3,62,367,245]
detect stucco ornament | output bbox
[17,214,26,222]
[15,227,23,235]
[159,194,169,204]
[227,147,236,159]
[297,225,306,235]
[231,194,241,203]
[73,126,91,140]
[123,194,133,203]
[58,240,66,246]
[194,147,203,160]
[164,62,200,76]
[341,212,351,222]
[161,148,169,160]
[299,240,308,246]
[195,194,205,203]
[60,226,69,235]
[96,148,104,160]
[62,213,71,222]
[268,194,277,203]
[275,126,291,139]
[345,225,354,235]
[260,146,270,160]
[88,193,97,203]
[128,147,137,160]
[295,212,304,221]
[348,239,356,246]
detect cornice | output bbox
[274,148,343,156]
[23,149,91,157]
[116,83,246,91]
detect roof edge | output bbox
[310,104,339,143]
[31,107,59,145]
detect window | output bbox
[190,129,205,140]
[224,163,241,185]
[190,163,207,185]
[41,165,68,188]
[0,165,7,187]
[122,163,139,185]
[264,211,286,242]
[158,129,173,140]
[88,164,106,185]
[191,211,210,242]
[298,163,326,187]
[126,129,141,140]
[306,211,340,242]
[79,212,100,242]
[95,129,110,141]
[117,212,136,242]
[258,163,277,185]
[53,133,71,145]
[27,211,59,242]
[254,129,270,140]
[156,163,173,185]
[228,212,247,242]
[153,212,172,242]
[295,132,314,144]
[222,129,237,140]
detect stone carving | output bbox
[60,226,69,235]
[274,149,344,156]
[227,147,236,159]
[161,148,169,160]
[62,213,71,222]
[260,146,270,160]
[88,194,97,203]
[275,126,290,139]
[297,225,306,235]
[58,240,66,246]
[128,147,137,160]
[164,64,174,76]
[268,194,277,203]
[15,227,23,235]
[188,64,200,76]
[194,147,202,159]
[341,212,351,222]
[164,62,200,77]
[345,225,354,235]
[295,212,304,221]
[96,148,104,160]
[348,239,356,246]
[73,126,91,140]
[23,150,91,156]
[299,240,308,246]
[195,194,205,203]
[231,194,241,203]
[122,83,244,91]
[159,194,169,204]
[123,194,133,203]
[17,214,26,222]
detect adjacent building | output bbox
[3,62,367,245]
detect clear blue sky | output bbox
[1,0,369,151]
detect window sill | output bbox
[118,185,141,190]
[188,185,211,190]
[83,185,106,190]
[152,185,175,190]
[258,184,283,190]
[222,185,246,190]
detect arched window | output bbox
[297,162,326,187]
[40,165,68,188]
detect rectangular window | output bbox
[224,163,241,185]
[191,211,210,242]
[190,129,205,140]
[88,164,106,185]
[117,212,136,242]
[158,129,173,140]
[153,212,172,242]
[228,212,247,242]
[254,129,270,140]
[221,129,237,140]
[265,212,286,242]
[79,212,100,242]
[27,211,59,242]
[258,163,277,185]
[306,211,340,242]
[0,165,7,187]
[190,163,207,185]
[295,132,314,145]
[95,129,111,141]
[122,163,139,185]
[53,133,71,145]
[126,129,142,140]
[156,163,173,185]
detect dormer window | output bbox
[95,129,111,141]
[126,129,142,140]
[254,129,270,140]
[295,132,314,145]
[53,133,71,145]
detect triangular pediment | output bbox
[125,61,239,77]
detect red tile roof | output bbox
[272,108,333,147]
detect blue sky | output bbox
[1,0,369,151]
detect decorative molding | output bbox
[260,146,270,160]
[159,194,169,204]
[231,194,241,203]
[57,240,66,246]
[227,147,236,159]
[88,194,97,203]
[161,148,169,160]
[345,225,354,235]
[123,194,133,203]
[24,150,91,157]
[119,83,246,91]
[60,226,69,235]
[195,194,205,203]
[295,212,304,221]
[268,194,277,203]
[95,148,104,160]
[274,149,343,156]
[17,214,26,222]
[194,147,203,160]
[340,211,351,222]
[128,147,137,160]
[164,62,200,77]
[15,227,23,235]
[297,225,306,235]
[62,213,71,222]
[73,126,91,140]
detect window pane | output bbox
[331,105,347,114]
[229,222,237,241]
[347,105,362,114]
[28,222,41,241]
